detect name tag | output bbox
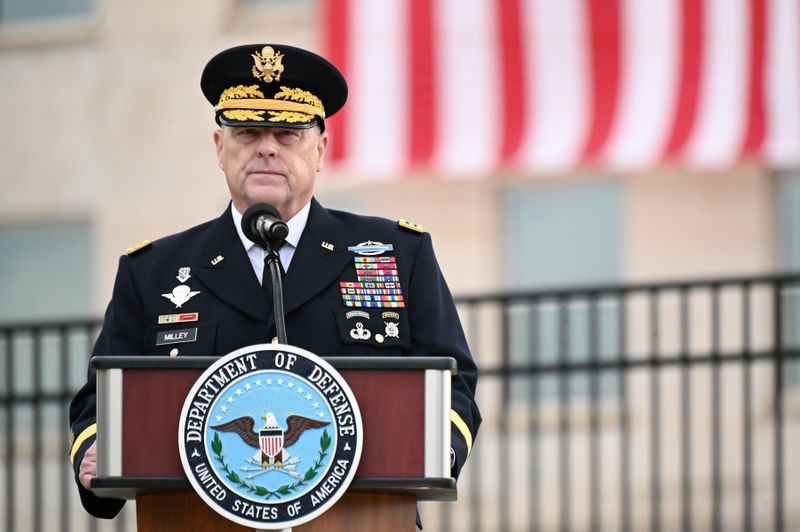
[156,327,198,346]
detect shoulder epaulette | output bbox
[126,240,152,255]
[398,219,423,234]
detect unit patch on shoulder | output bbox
[126,240,152,255]
[397,219,423,234]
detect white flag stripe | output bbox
[434,0,501,176]
[347,0,407,178]
[685,0,750,167]
[766,0,800,166]
[517,0,591,172]
[604,0,679,169]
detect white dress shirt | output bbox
[230,201,310,285]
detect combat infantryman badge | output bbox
[347,241,394,256]
[179,344,363,529]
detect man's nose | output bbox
[256,130,278,157]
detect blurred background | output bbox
[1,0,799,530]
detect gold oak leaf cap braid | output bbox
[201,44,348,131]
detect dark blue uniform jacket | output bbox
[69,198,481,518]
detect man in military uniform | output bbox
[69,44,481,519]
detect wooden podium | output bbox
[90,355,456,531]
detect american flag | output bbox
[323,0,800,178]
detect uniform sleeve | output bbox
[68,254,145,518]
[406,232,481,478]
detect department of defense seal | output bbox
[178,344,363,529]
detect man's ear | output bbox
[316,131,329,172]
[213,128,225,169]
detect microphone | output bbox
[242,203,289,248]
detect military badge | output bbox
[252,46,285,83]
[162,284,200,308]
[176,267,192,283]
[349,322,371,341]
[384,321,400,339]
[347,241,394,256]
[179,344,363,529]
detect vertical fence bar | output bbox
[680,286,693,532]
[467,304,482,532]
[86,324,99,532]
[558,295,571,532]
[32,328,43,532]
[499,301,511,532]
[618,292,631,532]
[588,294,600,532]
[649,289,662,532]
[528,299,540,532]
[60,326,71,532]
[742,283,753,532]
[773,280,784,532]
[711,285,721,532]
[4,329,15,532]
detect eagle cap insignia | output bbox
[179,344,363,529]
[252,46,285,83]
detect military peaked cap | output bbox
[201,44,347,130]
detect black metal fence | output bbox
[2,273,799,531]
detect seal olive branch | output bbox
[211,430,332,500]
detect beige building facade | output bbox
[1,1,797,530]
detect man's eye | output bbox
[237,129,258,138]
[277,129,301,143]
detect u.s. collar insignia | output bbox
[162,284,200,308]
[347,241,394,256]
[179,344,363,529]
[176,267,192,283]
[252,46,284,83]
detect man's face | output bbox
[214,125,328,220]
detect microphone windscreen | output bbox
[242,203,283,244]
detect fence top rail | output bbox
[453,271,800,304]
[0,316,101,332]
[2,272,799,329]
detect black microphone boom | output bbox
[242,203,289,247]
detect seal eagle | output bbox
[211,413,329,467]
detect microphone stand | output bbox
[264,242,288,344]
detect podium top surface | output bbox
[91,355,457,372]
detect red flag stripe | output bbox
[582,0,622,162]
[324,0,349,163]
[409,0,437,166]
[663,0,704,160]
[739,0,767,158]
[497,0,527,164]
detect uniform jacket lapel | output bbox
[191,207,271,323]
[282,198,352,316]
